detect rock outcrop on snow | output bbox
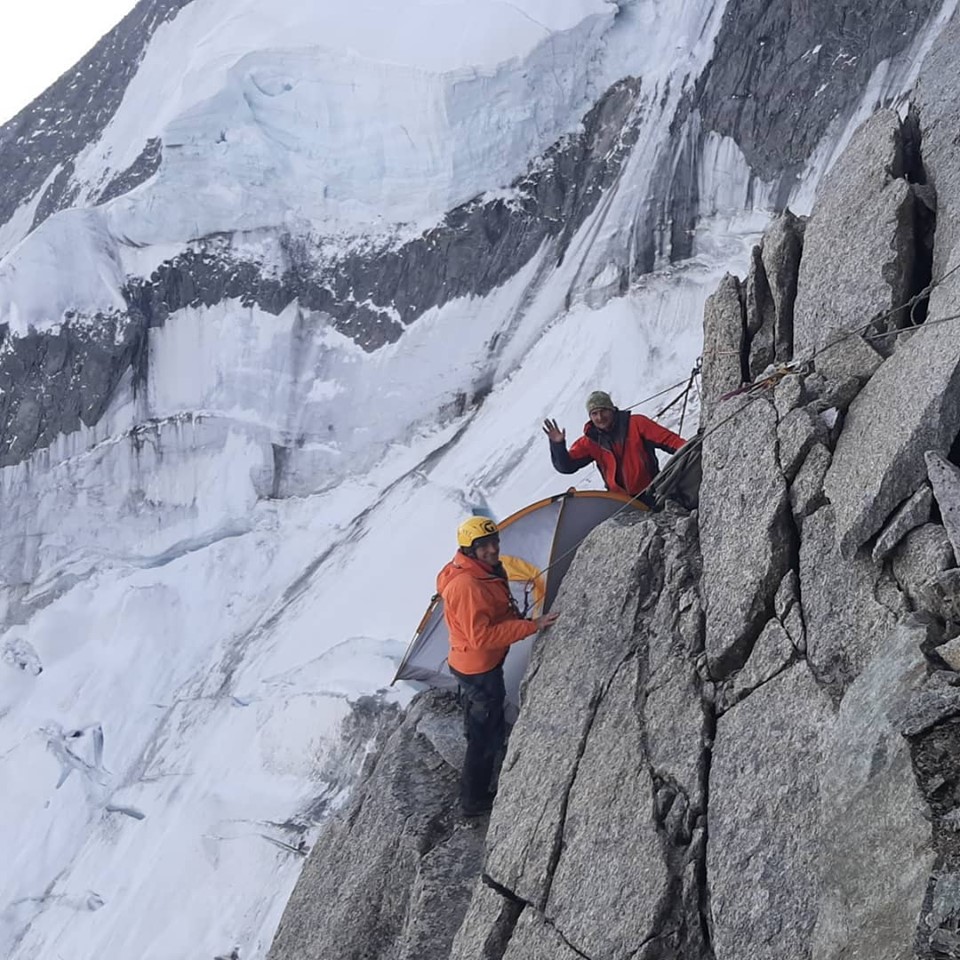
[269,15,960,960]
[267,691,484,960]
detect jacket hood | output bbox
[437,551,496,594]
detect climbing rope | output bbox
[622,375,695,413]
[807,259,960,362]
[676,361,701,438]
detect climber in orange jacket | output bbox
[438,516,559,817]
[543,389,686,499]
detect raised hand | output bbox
[541,418,565,443]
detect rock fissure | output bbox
[540,655,635,910]
[539,915,597,960]
[625,924,683,960]
[717,654,800,715]
[694,691,717,959]
[901,107,936,330]
[480,874,526,907]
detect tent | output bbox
[393,489,647,710]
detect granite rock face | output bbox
[271,356,955,960]
[700,273,745,423]
[700,394,793,678]
[823,317,960,559]
[479,510,710,960]
[709,664,833,960]
[692,0,939,185]
[813,618,935,960]
[927,452,960,561]
[872,484,934,562]
[794,110,922,357]
[801,505,905,696]
[915,13,960,333]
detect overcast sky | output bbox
[0,1,139,125]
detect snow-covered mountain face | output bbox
[0,0,956,957]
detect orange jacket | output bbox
[438,552,538,675]
[551,410,685,496]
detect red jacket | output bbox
[437,553,537,675]
[550,410,685,496]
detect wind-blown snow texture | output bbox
[0,0,956,957]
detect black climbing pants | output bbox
[449,661,506,812]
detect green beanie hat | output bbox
[586,390,616,413]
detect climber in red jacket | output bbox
[543,390,686,499]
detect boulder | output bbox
[778,405,829,481]
[759,209,805,364]
[790,442,831,524]
[916,569,960,626]
[701,274,746,423]
[800,506,904,695]
[700,395,794,677]
[815,330,884,385]
[793,110,918,357]
[746,245,777,378]
[823,315,960,558]
[901,683,960,738]
[774,373,805,418]
[891,523,956,607]
[745,212,806,378]
[810,376,862,414]
[926,451,960,560]
[936,636,960,672]
[709,664,833,960]
[871,484,933,563]
[722,618,795,710]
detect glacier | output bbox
[1,0,957,957]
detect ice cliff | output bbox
[3,0,960,957]
[267,14,960,960]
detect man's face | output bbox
[473,536,500,566]
[589,407,616,432]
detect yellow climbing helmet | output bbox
[457,516,499,548]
